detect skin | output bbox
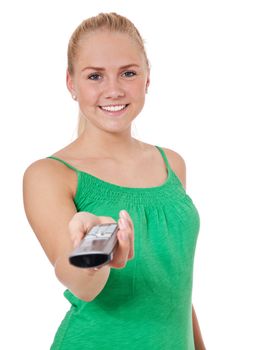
[23,29,205,349]
[66,30,150,158]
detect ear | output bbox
[146,68,150,91]
[66,69,75,95]
[146,77,150,90]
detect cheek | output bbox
[78,86,100,105]
[131,81,146,99]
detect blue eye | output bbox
[88,73,102,81]
[123,71,136,78]
[87,71,136,80]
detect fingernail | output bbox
[119,218,127,229]
[120,210,128,219]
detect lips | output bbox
[98,104,130,116]
[99,104,129,112]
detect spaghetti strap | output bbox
[47,156,79,172]
[155,145,172,174]
[48,147,172,179]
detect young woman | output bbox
[23,12,206,350]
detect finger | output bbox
[119,210,134,231]
[68,212,102,247]
[98,216,116,225]
[125,225,134,260]
[119,210,134,243]
[128,236,134,260]
[119,211,134,259]
[69,226,85,248]
[109,218,130,268]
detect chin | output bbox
[97,119,133,134]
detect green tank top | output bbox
[47,145,200,350]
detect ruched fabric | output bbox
[48,146,200,350]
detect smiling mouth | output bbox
[99,104,129,112]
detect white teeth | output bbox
[100,104,127,112]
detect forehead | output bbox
[75,30,145,69]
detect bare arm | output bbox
[192,306,206,350]
[23,159,133,302]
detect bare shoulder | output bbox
[160,147,186,189]
[23,158,78,265]
[23,157,76,196]
[23,158,59,183]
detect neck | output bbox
[76,127,143,160]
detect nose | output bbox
[103,78,125,99]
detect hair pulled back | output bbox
[67,12,149,136]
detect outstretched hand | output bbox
[68,209,134,270]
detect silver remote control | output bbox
[69,223,119,268]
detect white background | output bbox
[1,0,258,349]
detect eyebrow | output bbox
[81,64,140,72]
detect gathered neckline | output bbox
[76,161,172,193]
[47,145,178,196]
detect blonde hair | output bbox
[67,12,149,136]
